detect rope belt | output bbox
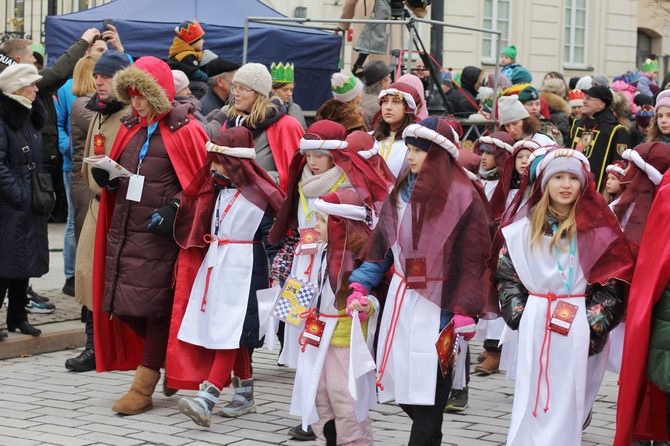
[528,291,589,417]
[200,234,258,312]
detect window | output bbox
[482,0,511,64]
[564,0,588,67]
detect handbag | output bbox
[19,131,55,214]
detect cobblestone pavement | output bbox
[0,224,619,445]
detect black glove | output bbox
[91,167,119,191]
[147,199,179,236]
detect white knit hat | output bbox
[498,95,529,125]
[331,70,363,103]
[232,62,272,97]
[171,70,189,95]
[0,63,42,94]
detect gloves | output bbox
[147,199,179,236]
[90,167,119,191]
[347,282,370,321]
[452,314,477,341]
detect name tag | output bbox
[405,257,427,289]
[126,174,144,202]
[299,312,326,348]
[299,227,319,255]
[548,300,579,336]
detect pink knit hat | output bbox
[396,73,429,120]
[655,90,670,114]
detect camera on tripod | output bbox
[390,0,407,18]
[390,0,432,19]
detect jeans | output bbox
[63,171,76,279]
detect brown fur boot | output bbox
[474,351,500,375]
[112,365,161,415]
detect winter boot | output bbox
[178,381,220,427]
[476,350,488,363]
[163,373,178,397]
[474,351,500,375]
[218,377,256,418]
[112,365,160,415]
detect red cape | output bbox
[92,117,208,373]
[614,173,670,445]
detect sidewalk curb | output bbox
[0,320,86,360]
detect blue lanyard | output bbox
[137,122,158,173]
[552,223,576,296]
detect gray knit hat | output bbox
[232,62,272,97]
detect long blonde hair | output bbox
[529,186,578,253]
[226,94,280,129]
[71,54,99,97]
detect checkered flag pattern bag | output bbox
[271,275,318,327]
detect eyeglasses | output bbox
[230,85,254,95]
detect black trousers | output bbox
[399,365,453,446]
[0,278,29,326]
[84,307,94,350]
[665,392,670,438]
[483,338,502,353]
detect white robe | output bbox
[478,177,499,201]
[178,188,264,349]
[502,217,594,446]
[375,200,441,405]
[373,134,408,178]
[290,248,379,429]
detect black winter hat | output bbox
[583,85,613,107]
[206,57,241,78]
[93,50,131,77]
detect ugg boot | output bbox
[112,365,161,415]
[474,351,500,375]
[477,350,488,364]
[218,377,256,418]
[178,381,220,427]
[163,373,178,397]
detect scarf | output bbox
[300,165,351,197]
[5,92,33,109]
[478,166,499,180]
[225,100,287,139]
[400,172,417,202]
[85,94,127,116]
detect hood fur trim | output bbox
[0,92,47,131]
[113,65,172,115]
[539,91,571,117]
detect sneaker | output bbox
[26,285,49,303]
[445,387,469,412]
[62,277,75,297]
[25,300,56,314]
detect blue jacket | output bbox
[55,78,76,172]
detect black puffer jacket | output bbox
[0,93,49,279]
[451,66,482,117]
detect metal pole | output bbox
[242,18,249,64]
[430,0,444,66]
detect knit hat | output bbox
[299,120,348,155]
[331,70,363,103]
[361,60,392,85]
[540,78,567,98]
[583,85,613,107]
[396,73,428,119]
[206,57,241,78]
[518,85,539,104]
[0,63,42,94]
[93,50,131,77]
[172,70,189,94]
[498,95,530,125]
[501,45,517,60]
[529,148,590,192]
[655,90,670,113]
[568,90,585,107]
[636,104,654,127]
[232,62,272,97]
[592,75,610,88]
[575,76,593,91]
[569,77,579,90]
[634,94,653,107]
[175,19,204,45]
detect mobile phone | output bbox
[102,19,114,30]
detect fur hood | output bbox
[113,56,174,116]
[0,92,47,131]
[539,91,571,117]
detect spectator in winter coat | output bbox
[539,78,572,143]
[637,59,660,97]
[450,66,485,118]
[199,57,240,116]
[360,60,392,129]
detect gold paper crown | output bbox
[271,62,295,83]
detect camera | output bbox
[390,0,406,18]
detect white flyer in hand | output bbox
[83,155,131,179]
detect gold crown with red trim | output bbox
[176,20,205,45]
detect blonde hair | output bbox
[1,39,31,58]
[529,186,578,253]
[71,54,99,97]
[227,94,280,129]
[611,92,632,131]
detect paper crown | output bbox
[175,20,205,45]
[569,90,585,101]
[643,58,660,73]
[622,71,639,84]
[271,62,294,83]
